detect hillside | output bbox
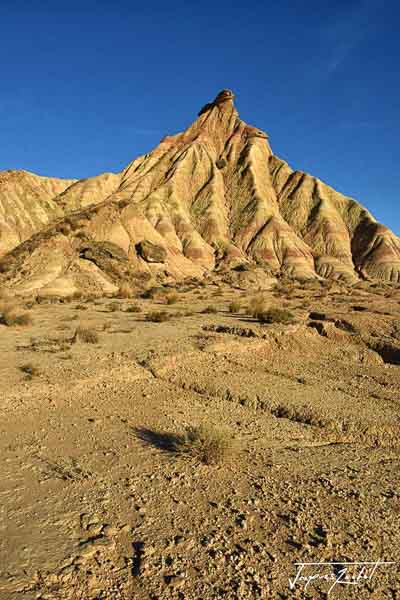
[1,89,399,297]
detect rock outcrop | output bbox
[1,89,399,296]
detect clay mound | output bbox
[0,170,76,256]
[1,89,399,296]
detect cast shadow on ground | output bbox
[132,427,185,455]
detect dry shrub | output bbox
[70,291,83,301]
[108,302,120,312]
[118,282,134,298]
[179,424,236,465]
[270,403,320,425]
[56,223,71,235]
[73,326,99,344]
[166,292,179,305]
[172,310,193,318]
[228,300,242,313]
[141,286,166,300]
[0,304,32,326]
[146,311,172,322]
[248,294,267,318]
[20,363,40,379]
[257,307,295,324]
[202,305,218,314]
[125,304,142,313]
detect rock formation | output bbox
[1,89,399,296]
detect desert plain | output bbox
[0,277,399,599]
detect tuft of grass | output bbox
[248,294,267,318]
[125,304,142,313]
[256,307,295,324]
[73,326,99,344]
[140,286,166,300]
[202,305,218,314]
[165,292,179,305]
[228,300,241,313]
[19,363,40,379]
[179,424,236,465]
[0,304,33,327]
[145,311,172,323]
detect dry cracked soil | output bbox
[0,280,399,599]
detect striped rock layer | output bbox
[1,89,399,296]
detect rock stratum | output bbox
[1,89,400,296]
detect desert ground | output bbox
[0,278,399,599]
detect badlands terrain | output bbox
[0,90,399,598]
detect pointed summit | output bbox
[198,89,235,116]
[1,89,400,297]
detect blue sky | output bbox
[1,0,399,232]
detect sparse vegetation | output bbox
[70,291,83,301]
[248,294,267,318]
[178,424,236,465]
[108,302,120,312]
[256,307,295,324]
[141,286,166,300]
[145,311,172,322]
[125,304,142,313]
[0,304,32,327]
[166,292,179,305]
[19,363,40,379]
[73,326,99,344]
[136,424,236,465]
[202,305,218,314]
[228,300,241,313]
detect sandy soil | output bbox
[0,281,399,599]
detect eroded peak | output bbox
[198,89,236,116]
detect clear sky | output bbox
[1,0,399,233]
